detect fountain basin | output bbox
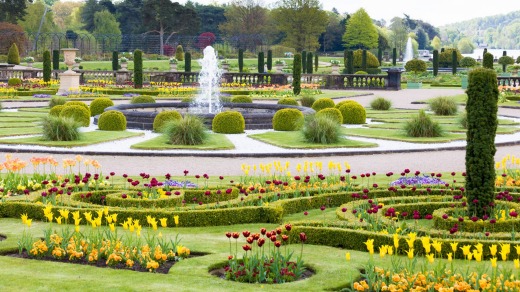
[98,102,315,130]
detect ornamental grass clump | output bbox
[370,97,392,110]
[163,114,207,145]
[302,114,341,144]
[49,96,67,108]
[41,115,82,141]
[403,110,444,137]
[299,95,315,108]
[429,96,458,116]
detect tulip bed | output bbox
[1,155,520,290]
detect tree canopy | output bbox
[0,0,33,23]
[342,8,378,50]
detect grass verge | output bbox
[131,133,234,150]
[0,131,143,147]
[248,131,378,149]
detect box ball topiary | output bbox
[212,111,245,134]
[316,108,343,125]
[311,98,335,112]
[230,95,253,103]
[59,105,91,127]
[65,101,90,113]
[7,78,22,87]
[49,105,66,116]
[89,98,114,117]
[335,100,358,110]
[153,110,182,132]
[98,110,127,131]
[272,108,304,131]
[277,98,299,106]
[339,102,366,124]
[130,95,156,104]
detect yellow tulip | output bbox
[160,218,167,228]
[345,252,351,261]
[72,210,81,221]
[489,244,498,256]
[406,232,416,249]
[431,240,442,253]
[55,216,62,225]
[393,233,399,249]
[74,217,82,226]
[75,225,80,232]
[426,253,434,263]
[499,250,509,261]
[21,213,28,224]
[174,215,179,226]
[364,239,374,254]
[58,209,70,222]
[387,246,393,255]
[460,245,471,256]
[515,259,520,269]
[111,213,118,223]
[515,245,520,256]
[490,257,497,268]
[45,213,53,222]
[109,223,115,232]
[474,243,483,254]
[421,236,431,254]
[379,245,388,258]
[473,250,482,262]
[407,248,414,259]
[447,253,452,262]
[450,242,459,253]
[25,219,32,228]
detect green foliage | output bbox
[392,48,397,66]
[338,102,366,124]
[112,51,118,71]
[299,95,315,107]
[49,105,65,116]
[439,48,462,67]
[377,48,382,64]
[175,45,184,61]
[429,96,458,115]
[307,52,313,74]
[465,68,498,217]
[7,78,21,86]
[301,50,307,73]
[133,49,143,89]
[302,114,341,144]
[89,98,114,117]
[60,105,91,127]
[52,50,59,70]
[292,53,302,95]
[459,57,477,68]
[65,101,89,112]
[498,56,515,72]
[354,71,368,75]
[361,49,367,71]
[41,115,81,141]
[182,188,239,205]
[452,50,457,74]
[316,108,343,125]
[342,8,378,49]
[98,110,127,131]
[7,43,20,65]
[404,59,427,75]
[483,52,494,69]
[164,115,207,145]
[231,95,253,103]
[370,97,392,110]
[130,95,156,104]
[517,56,520,64]
[258,51,264,73]
[352,49,379,68]
[43,50,51,83]
[153,110,182,132]
[185,52,191,72]
[238,49,244,72]
[266,49,272,71]
[346,50,354,74]
[311,97,335,112]
[432,50,439,76]
[272,108,304,131]
[458,111,467,129]
[277,98,299,106]
[212,111,245,134]
[403,110,444,137]
[314,53,318,72]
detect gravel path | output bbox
[1,88,519,176]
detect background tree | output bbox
[81,0,104,32]
[388,17,408,57]
[0,22,27,54]
[18,1,56,34]
[115,0,144,35]
[43,50,51,82]
[52,1,83,31]
[271,0,328,51]
[93,10,121,52]
[457,38,475,54]
[0,0,33,23]
[133,49,143,88]
[193,4,226,35]
[416,27,429,50]
[319,11,346,53]
[430,36,442,51]
[196,32,216,50]
[342,8,378,49]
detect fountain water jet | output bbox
[403,37,414,64]
[190,46,222,114]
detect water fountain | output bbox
[403,37,414,64]
[101,46,314,130]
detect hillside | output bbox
[439,11,520,49]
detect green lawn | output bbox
[248,130,378,149]
[0,127,42,136]
[343,127,466,143]
[0,131,143,147]
[131,133,234,150]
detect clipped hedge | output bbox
[131,95,156,104]
[153,110,182,132]
[338,102,366,124]
[230,95,253,103]
[49,105,66,116]
[212,111,245,134]
[65,101,89,112]
[59,105,90,127]
[98,110,126,131]
[89,97,114,116]
[183,188,239,205]
[311,98,335,112]
[272,108,304,131]
[277,98,299,106]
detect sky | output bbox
[179,0,518,27]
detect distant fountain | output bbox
[189,46,222,114]
[403,37,414,64]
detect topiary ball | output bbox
[49,105,66,116]
[89,98,114,117]
[98,110,127,131]
[212,111,245,134]
[277,98,299,106]
[153,110,182,132]
[339,102,366,124]
[316,108,343,125]
[7,78,22,87]
[65,101,90,113]
[231,95,253,103]
[311,98,335,112]
[59,105,91,127]
[130,95,156,104]
[335,100,358,110]
[272,108,304,131]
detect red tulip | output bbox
[242,244,251,251]
[260,228,266,235]
[225,232,232,238]
[242,230,250,237]
[232,232,240,239]
[246,236,254,244]
[285,224,292,231]
[299,232,307,242]
[270,235,277,242]
[257,238,265,247]
[282,235,289,241]
[274,241,281,248]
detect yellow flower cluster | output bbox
[29,240,48,257]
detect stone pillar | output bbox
[57,48,81,95]
[116,70,132,85]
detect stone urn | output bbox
[221,63,229,73]
[331,64,340,75]
[62,48,79,72]
[170,62,177,72]
[58,48,81,95]
[120,62,128,70]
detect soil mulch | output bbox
[0,235,6,241]
[210,266,314,282]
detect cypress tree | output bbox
[133,49,143,89]
[52,50,60,70]
[343,49,348,66]
[43,50,51,82]
[392,48,397,66]
[292,53,302,95]
[377,48,382,65]
[175,45,184,61]
[307,52,313,74]
[362,50,367,72]
[483,48,488,61]
[465,68,499,218]
[7,43,20,65]
[185,52,191,72]
[314,53,318,72]
[432,50,439,76]
[267,50,272,71]
[301,50,307,73]
[238,49,244,73]
[440,48,445,53]
[451,50,457,75]
[258,52,264,73]
[112,51,119,71]
[347,50,354,74]
[503,50,507,57]
[483,52,494,69]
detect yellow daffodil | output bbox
[345,252,350,261]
